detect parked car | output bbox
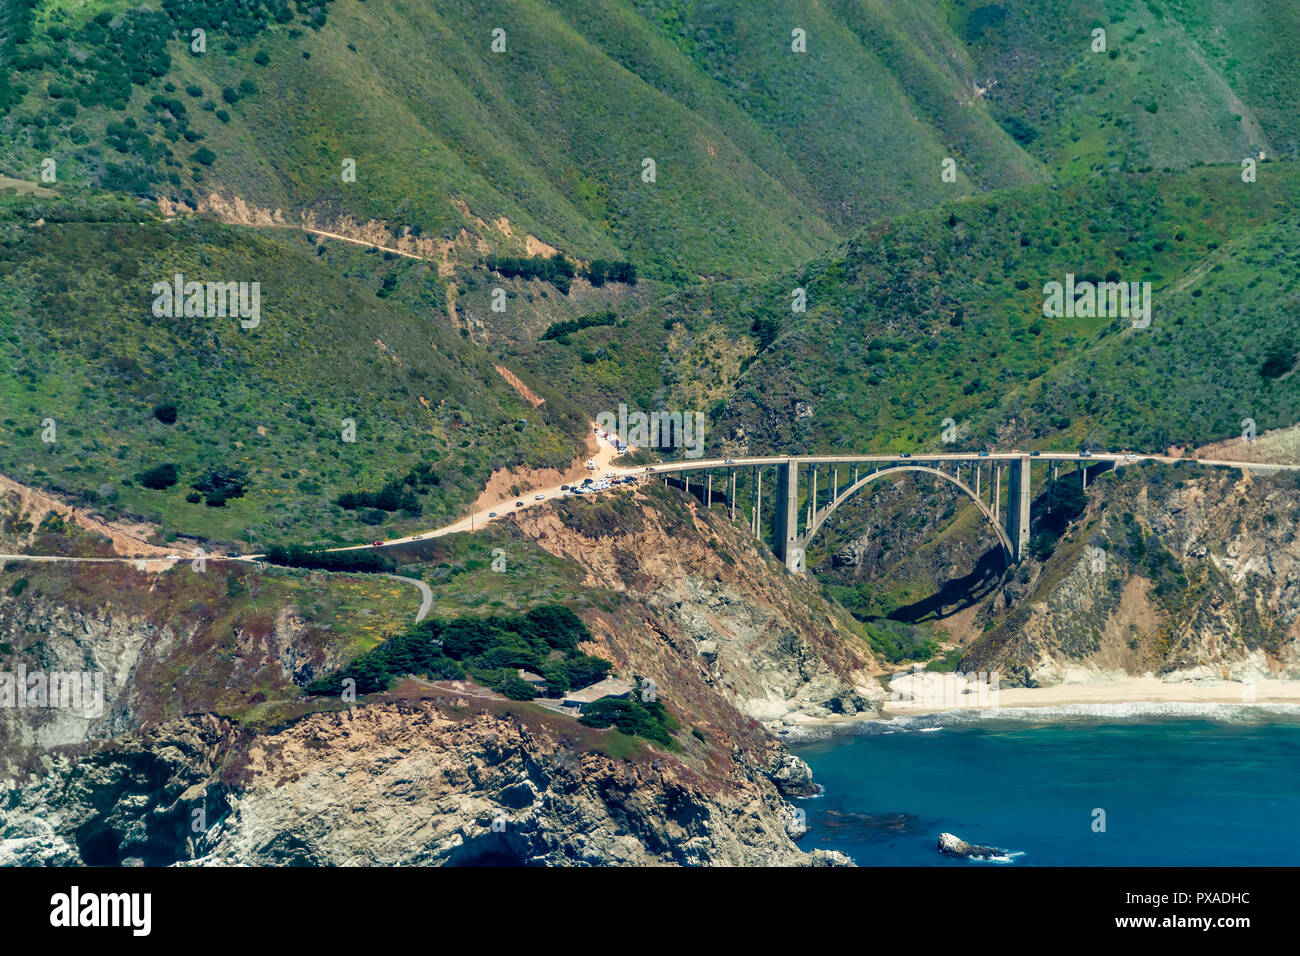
[489,512,497,517]
[515,501,524,507]
[535,494,545,500]
[561,485,569,491]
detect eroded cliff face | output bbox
[966,465,1300,685]
[2,486,871,866]
[2,703,846,867]
[514,485,884,728]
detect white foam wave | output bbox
[778,700,1300,741]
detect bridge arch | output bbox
[800,465,1014,564]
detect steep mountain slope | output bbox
[0,193,586,545]
[951,0,1290,172]
[8,1,1290,264]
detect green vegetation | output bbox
[136,462,179,490]
[486,253,577,294]
[0,195,584,545]
[262,545,395,574]
[860,619,941,665]
[305,604,613,701]
[541,311,618,342]
[579,696,678,747]
[336,464,441,518]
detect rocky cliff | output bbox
[3,704,849,867]
[965,464,1300,685]
[2,483,870,866]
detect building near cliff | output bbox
[561,678,634,713]
[517,669,549,695]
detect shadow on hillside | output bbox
[887,547,1005,624]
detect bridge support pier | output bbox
[1005,455,1032,562]
[773,459,803,572]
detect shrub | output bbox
[191,465,247,506]
[579,698,674,746]
[263,544,395,573]
[137,463,179,490]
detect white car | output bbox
[535,493,545,500]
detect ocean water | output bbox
[788,705,1300,866]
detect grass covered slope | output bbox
[950,0,1296,172]
[507,164,1299,461]
[19,0,1292,279]
[0,193,585,545]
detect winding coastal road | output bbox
[4,437,1298,570]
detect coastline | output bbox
[772,676,1300,741]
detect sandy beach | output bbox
[880,674,1300,718]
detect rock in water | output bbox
[937,832,1002,860]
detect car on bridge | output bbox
[724,458,735,463]
[900,452,912,458]
[1080,449,1093,457]
[372,541,384,547]
[978,451,989,457]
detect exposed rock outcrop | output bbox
[937,832,1002,860]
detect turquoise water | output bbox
[789,711,1300,866]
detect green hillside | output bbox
[505,163,1300,456]
[951,0,1300,172]
[21,0,1293,281]
[0,192,584,546]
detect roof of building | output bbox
[517,669,547,683]
[563,677,634,705]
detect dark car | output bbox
[515,500,524,507]
[1030,451,1042,457]
[900,452,912,458]
[978,451,990,457]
